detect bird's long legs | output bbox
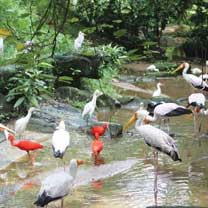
[153,151,158,207]
[61,199,64,208]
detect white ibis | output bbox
[52,120,70,162]
[152,83,163,97]
[123,109,182,198]
[14,107,38,138]
[175,62,208,91]
[74,31,84,50]
[34,159,84,207]
[82,89,103,125]
[146,64,159,72]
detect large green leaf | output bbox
[14,97,25,108]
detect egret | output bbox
[4,130,43,164]
[90,123,108,139]
[34,159,84,207]
[152,82,164,97]
[123,109,181,199]
[146,64,159,72]
[175,62,208,91]
[74,31,84,50]
[14,107,38,139]
[82,89,103,125]
[52,120,70,168]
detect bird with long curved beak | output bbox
[0,123,15,134]
[173,62,208,91]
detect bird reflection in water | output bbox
[91,179,105,190]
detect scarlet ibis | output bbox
[175,62,208,91]
[52,120,70,162]
[146,64,159,72]
[15,107,39,138]
[4,130,43,163]
[91,138,104,157]
[152,83,164,97]
[34,159,84,207]
[90,123,108,139]
[74,31,84,50]
[82,89,103,125]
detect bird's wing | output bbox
[137,125,176,151]
[39,172,73,198]
[52,130,70,153]
[189,93,205,106]
[154,103,180,116]
[14,117,26,133]
[186,74,208,88]
[82,101,91,117]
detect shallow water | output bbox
[1,77,208,208]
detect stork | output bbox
[34,159,84,207]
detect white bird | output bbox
[191,67,202,75]
[199,74,208,81]
[152,82,163,97]
[146,64,159,72]
[34,159,84,207]
[52,120,70,160]
[14,107,38,138]
[187,93,206,113]
[175,62,208,91]
[123,109,182,162]
[74,31,84,50]
[145,102,192,133]
[82,89,103,125]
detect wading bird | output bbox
[34,159,84,208]
[146,64,159,72]
[152,83,164,97]
[90,123,108,139]
[74,31,84,50]
[175,62,208,91]
[91,137,104,158]
[145,102,192,132]
[52,121,70,167]
[82,90,103,125]
[15,107,38,138]
[4,130,43,164]
[123,109,181,200]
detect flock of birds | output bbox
[0,61,208,207]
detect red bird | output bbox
[91,138,104,158]
[90,123,108,139]
[4,130,43,163]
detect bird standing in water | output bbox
[4,130,43,164]
[82,90,103,125]
[152,82,164,97]
[90,123,108,139]
[34,159,84,207]
[52,120,70,169]
[15,107,38,139]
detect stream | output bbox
[1,73,208,207]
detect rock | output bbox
[29,101,86,132]
[97,94,121,109]
[55,86,90,102]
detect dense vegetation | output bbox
[0,0,207,114]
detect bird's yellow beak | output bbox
[172,63,184,74]
[0,124,15,134]
[77,159,85,166]
[123,113,137,132]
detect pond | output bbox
[0,75,208,208]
